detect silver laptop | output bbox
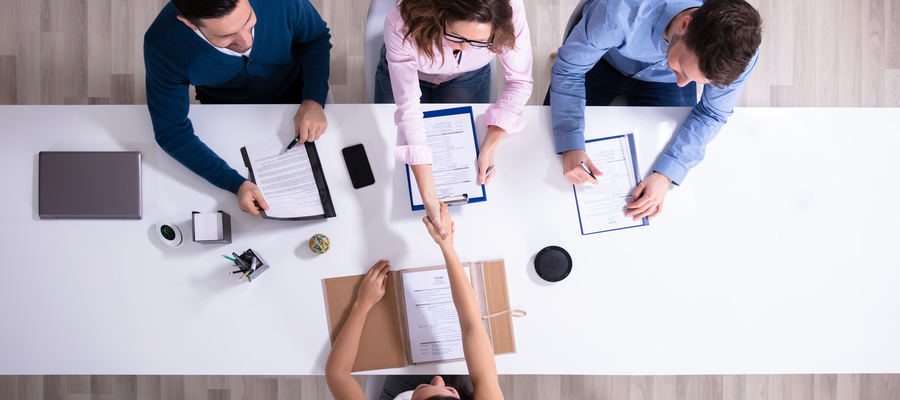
[39,151,142,219]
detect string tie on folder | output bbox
[482,309,526,319]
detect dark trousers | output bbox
[544,57,697,107]
[379,375,470,400]
[195,68,305,105]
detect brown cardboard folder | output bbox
[321,259,517,372]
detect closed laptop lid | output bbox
[39,151,142,219]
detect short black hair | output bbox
[683,0,762,88]
[171,0,240,27]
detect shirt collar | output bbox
[652,1,703,54]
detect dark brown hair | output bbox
[398,0,516,66]
[683,0,762,88]
[424,376,474,400]
[171,0,240,27]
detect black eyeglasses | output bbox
[443,23,493,48]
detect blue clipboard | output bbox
[406,106,488,211]
[574,133,649,235]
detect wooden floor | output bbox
[0,0,898,106]
[1,374,899,399]
[1,0,898,398]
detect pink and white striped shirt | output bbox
[383,0,534,165]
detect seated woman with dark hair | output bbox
[325,203,504,400]
[375,0,533,241]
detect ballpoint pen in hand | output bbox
[283,136,300,154]
[580,161,597,180]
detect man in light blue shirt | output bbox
[549,0,761,220]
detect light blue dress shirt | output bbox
[550,0,759,185]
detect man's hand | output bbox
[562,149,602,184]
[423,202,455,247]
[293,99,327,142]
[354,260,391,311]
[626,172,673,220]
[477,126,505,185]
[237,181,269,216]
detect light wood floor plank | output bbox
[836,374,861,400]
[815,0,841,107]
[113,375,138,400]
[111,0,134,74]
[0,55,16,103]
[887,0,900,69]
[67,375,91,394]
[88,0,112,98]
[654,375,677,400]
[724,375,747,400]
[746,375,768,400]
[888,70,900,107]
[861,0,886,107]
[137,375,161,400]
[40,32,64,105]
[677,375,723,400]
[112,73,135,104]
[43,375,66,400]
[839,0,863,107]
[862,374,886,400]
[814,374,837,400]
[0,0,17,55]
[767,0,794,86]
[16,31,40,104]
[887,374,900,400]
[791,0,816,107]
[63,0,88,98]
[160,375,184,400]
[632,375,654,400]
[17,0,41,33]
[788,375,813,400]
[277,376,303,400]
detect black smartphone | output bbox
[341,144,375,189]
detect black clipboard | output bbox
[240,141,336,220]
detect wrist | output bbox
[653,171,673,184]
[482,126,505,152]
[351,301,372,314]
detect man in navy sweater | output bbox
[144,0,331,216]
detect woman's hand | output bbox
[423,202,455,247]
[354,260,391,311]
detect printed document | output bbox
[575,134,646,234]
[402,267,471,364]
[408,112,482,206]
[243,133,324,219]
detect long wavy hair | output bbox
[398,0,516,66]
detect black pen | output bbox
[283,136,300,154]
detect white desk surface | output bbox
[1,104,898,375]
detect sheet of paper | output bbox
[575,135,644,234]
[402,266,471,364]
[193,213,223,241]
[408,112,482,206]
[244,133,324,218]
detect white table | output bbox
[1,104,898,375]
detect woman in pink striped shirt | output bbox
[375,0,533,238]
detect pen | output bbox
[239,269,252,281]
[580,161,597,180]
[232,252,249,267]
[283,136,300,154]
[484,165,495,178]
[229,270,247,274]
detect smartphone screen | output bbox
[341,144,375,189]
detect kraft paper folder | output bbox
[321,259,517,372]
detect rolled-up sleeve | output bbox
[384,13,433,165]
[485,0,533,134]
[654,50,759,185]
[549,1,620,154]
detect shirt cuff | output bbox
[394,145,433,165]
[485,107,528,134]
[653,155,688,186]
[553,132,586,154]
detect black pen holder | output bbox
[230,248,271,281]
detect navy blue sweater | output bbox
[144,0,331,194]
